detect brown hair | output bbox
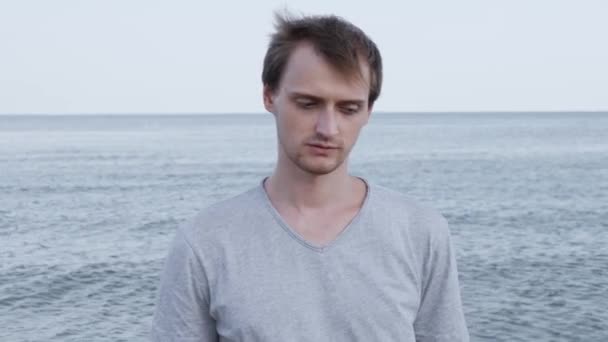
[262,12,383,107]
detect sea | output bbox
[1,112,607,341]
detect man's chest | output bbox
[279,206,361,247]
[207,239,421,341]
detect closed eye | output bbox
[341,106,360,115]
[297,101,317,109]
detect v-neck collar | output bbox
[257,175,372,253]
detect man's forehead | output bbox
[284,43,371,85]
[279,44,370,100]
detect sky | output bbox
[0,0,606,114]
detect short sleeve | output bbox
[151,228,218,342]
[413,215,470,342]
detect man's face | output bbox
[263,43,372,176]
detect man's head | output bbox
[262,13,383,108]
[262,13,383,176]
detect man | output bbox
[152,13,469,342]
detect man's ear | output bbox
[263,85,276,114]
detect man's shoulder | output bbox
[371,182,446,219]
[370,182,450,239]
[178,184,264,245]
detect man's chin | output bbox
[297,159,342,175]
[303,168,335,176]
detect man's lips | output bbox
[307,143,339,149]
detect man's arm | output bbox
[151,227,218,342]
[413,215,469,342]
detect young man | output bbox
[152,13,469,342]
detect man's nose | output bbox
[315,108,339,137]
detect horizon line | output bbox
[1,110,607,116]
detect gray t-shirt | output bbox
[151,177,469,341]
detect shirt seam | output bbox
[258,176,372,254]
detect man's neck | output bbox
[264,165,360,213]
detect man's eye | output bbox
[298,102,316,109]
[342,106,359,115]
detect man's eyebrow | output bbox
[289,92,323,101]
[338,99,365,107]
[289,92,365,106]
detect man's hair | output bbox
[262,12,383,107]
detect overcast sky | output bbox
[1,0,606,114]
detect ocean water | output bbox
[1,112,607,341]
